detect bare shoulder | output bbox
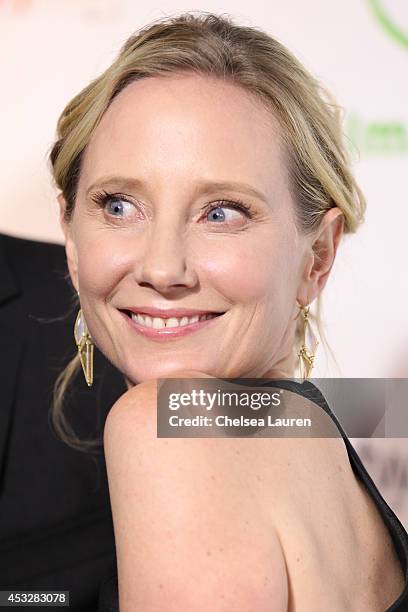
[103,372,290,611]
[104,378,404,609]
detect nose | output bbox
[133,216,198,293]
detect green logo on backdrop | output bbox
[367,0,408,49]
[345,112,408,155]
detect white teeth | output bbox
[151,317,165,329]
[130,312,216,329]
[167,317,181,327]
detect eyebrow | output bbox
[86,175,269,204]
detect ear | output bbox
[58,193,79,293]
[297,207,344,305]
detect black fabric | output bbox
[96,378,408,611]
[0,233,126,611]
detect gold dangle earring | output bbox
[296,301,319,380]
[74,294,94,387]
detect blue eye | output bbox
[205,200,253,223]
[207,206,228,222]
[105,198,133,217]
[90,191,135,218]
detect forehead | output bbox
[80,74,287,199]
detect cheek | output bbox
[75,231,131,299]
[200,230,299,305]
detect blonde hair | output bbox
[49,10,366,450]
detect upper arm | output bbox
[104,381,289,611]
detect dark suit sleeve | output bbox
[0,233,127,612]
[96,573,119,612]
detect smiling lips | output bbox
[120,306,225,340]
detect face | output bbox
[60,74,343,386]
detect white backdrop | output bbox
[0,0,407,526]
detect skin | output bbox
[58,74,407,610]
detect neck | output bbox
[261,346,297,379]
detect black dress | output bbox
[97,379,408,611]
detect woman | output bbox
[49,11,408,611]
